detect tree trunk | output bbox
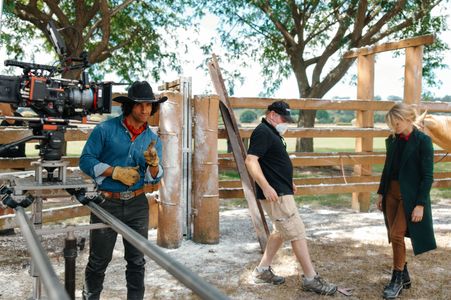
[296,109,316,152]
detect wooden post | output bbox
[157,92,183,248]
[146,101,161,230]
[404,46,424,106]
[208,54,269,252]
[192,95,219,244]
[352,54,374,212]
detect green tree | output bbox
[200,0,448,152]
[240,109,258,123]
[1,0,192,80]
[316,110,333,124]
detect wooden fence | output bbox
[216,97,451,203]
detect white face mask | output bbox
[275,123,288,135]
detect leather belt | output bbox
[101,188,145,200]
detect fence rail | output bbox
[1,98,450,229]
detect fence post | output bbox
[147,98,161,230]
[404,46,423,106]
[192,95,219,244]
[158,92,183,248]
[352,53,375,212]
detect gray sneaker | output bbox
[252,266,285,285]
[302,274,337,295]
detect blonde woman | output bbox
[377,103,436,299]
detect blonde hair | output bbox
[385,103,418,132]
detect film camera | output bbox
[0,21,112,162]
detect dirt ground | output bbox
[0,198,450,300]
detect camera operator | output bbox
[79,81,166,300]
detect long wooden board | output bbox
[208,54,269,251]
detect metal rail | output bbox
[14,206,70,300]
[87,202,229,300]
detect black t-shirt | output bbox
[247,118,293,200]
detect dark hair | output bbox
[121,102,160,116]
[121,101,135,116]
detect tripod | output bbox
[0,120,96,299]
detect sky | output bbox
[0,6,450,100]
[173,11,451,100]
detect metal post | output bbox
[63,228,77,299]
[87,202,229,300]
[31,197,43,299]
[15,206,70,300]
[180,76,193,239]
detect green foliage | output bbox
[239,110,258,123]
[387,95,403,101]
[316,110,333,124]
[374,112,386,123]
[2,0,197,81]
[197,0,449,98]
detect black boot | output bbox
[403,263,411,289]
[383,270,403,299]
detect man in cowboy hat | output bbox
[80,81,167,300]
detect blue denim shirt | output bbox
[80,115,163,192]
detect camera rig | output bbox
[0,20,112,209]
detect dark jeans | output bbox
[83,193,149,300]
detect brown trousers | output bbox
[385,180,408,271]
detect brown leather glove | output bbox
[112,166,140,186]
[144,140,159,167]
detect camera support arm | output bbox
[0,134,46,156]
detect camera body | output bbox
[0,62,112,118]
[0,20,112,118]
[0,21,113,163]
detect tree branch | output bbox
[43,0,70,26]
[85,0,135,41]
[87,0,110,62]
[256,1,297,47]
[311,1,358,85]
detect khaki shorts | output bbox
[260,195,306,242]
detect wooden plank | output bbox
[0,204,90,230]
[218,152,451,170]
[208,54,269,251]
[158,79,181,91]
[220,176,381,189]
[343,34,435,58]
[218,127,391,139]
[223,97,451,112]
[353,53,375,211]
[0,127,94,143]
[219,178,451,199]
[0,156,80,169]
[404,46,423,106]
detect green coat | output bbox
[378,128,437,255]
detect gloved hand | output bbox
[144,140,159,167]
[112,166,140,186]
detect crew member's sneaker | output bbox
[302,274,337,295]
[252,266,285,285]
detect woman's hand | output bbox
[377,194,383,211]
[411,205,424,223]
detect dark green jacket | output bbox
[378,128,436,255]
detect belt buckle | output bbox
[120,191,134,200]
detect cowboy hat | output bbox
[114,81,168,104]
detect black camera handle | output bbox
[4,59,57,73]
